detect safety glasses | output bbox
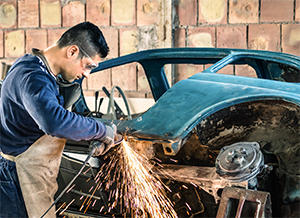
[77,45,98,71]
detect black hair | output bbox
[57,22,109,58]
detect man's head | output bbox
[52,22,109,82]
[57,22,109,59]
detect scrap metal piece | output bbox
[216,186,272,218]
[154,164,247,203]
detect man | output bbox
[0,22,117,217]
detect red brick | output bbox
[82,90,94,97]
[175,64,204,82]
[0,31,3,58]
[47,29,67,46]
[296,0,300,21]
[205,63,234,75]
[5,30,25,58]
[174,28,186,47]
[86,0,110,26]
[112,63,137,91]
[217,26,247,49]
[229,0,258,24]
[87,69,111,90]
[248,24,280,52]
[101,28,118,58]
[260,0,294,22]
[218,65,234,75]
[124,91,146,98]
[188,26,215,47]
[137,64,151,92]
[119,28,139,56]
[137,0,158,26]
[40,0,61,28]
[146,92,153,99]
[0,1,17,29]
[198,0,227,24]
[102,89,120,98]
[282,24,300,56]
[81,77,87,90]
[235,65,257,78]
[175,0,197,26]
[112,0,136,26]
[62,1,85,27]
[26,29,47,53]
[18,0,39,28]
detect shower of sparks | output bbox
[59,199,75,215]
[79,139,178,218]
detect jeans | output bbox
[0,155,28,218]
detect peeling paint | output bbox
[249,37,268,50]
[200,0,225,22]
[120,30,138,56]
[139,26,158,51]
[0,3,16,28]
[40,1,61,26]
[189,32,214,48]
[289,28,300,46]
[112,0,135,25]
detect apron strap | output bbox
[0,151,16,162]
[31,48,81,109]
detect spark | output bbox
[185,202,191,211]
[182,185,188,189]
[66,184,75,193]
[59,199,75,215]
[154,157,162,163]
[99,206,104,213]
[119,140,177,217]
[190,182,197,187]
[83,166,93,174]
[170,158,178,163]
[79,139,178,218]
[156,162,164,168]
[55,202,66,214]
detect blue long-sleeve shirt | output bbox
[0,53,106,156]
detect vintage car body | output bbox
[56,48,300,217]
[73,48,300,153]
[1,48,299,217]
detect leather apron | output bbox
[15,136,66,218]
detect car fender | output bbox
[115,73,300,144]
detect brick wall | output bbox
[174,0,300,80]
[0,0,158,98]
[0,0,299,98]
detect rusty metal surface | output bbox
[216,186,272,218]
[154,164,248,203]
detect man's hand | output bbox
[91,124,117,156]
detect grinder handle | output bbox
[90,140,105,156]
